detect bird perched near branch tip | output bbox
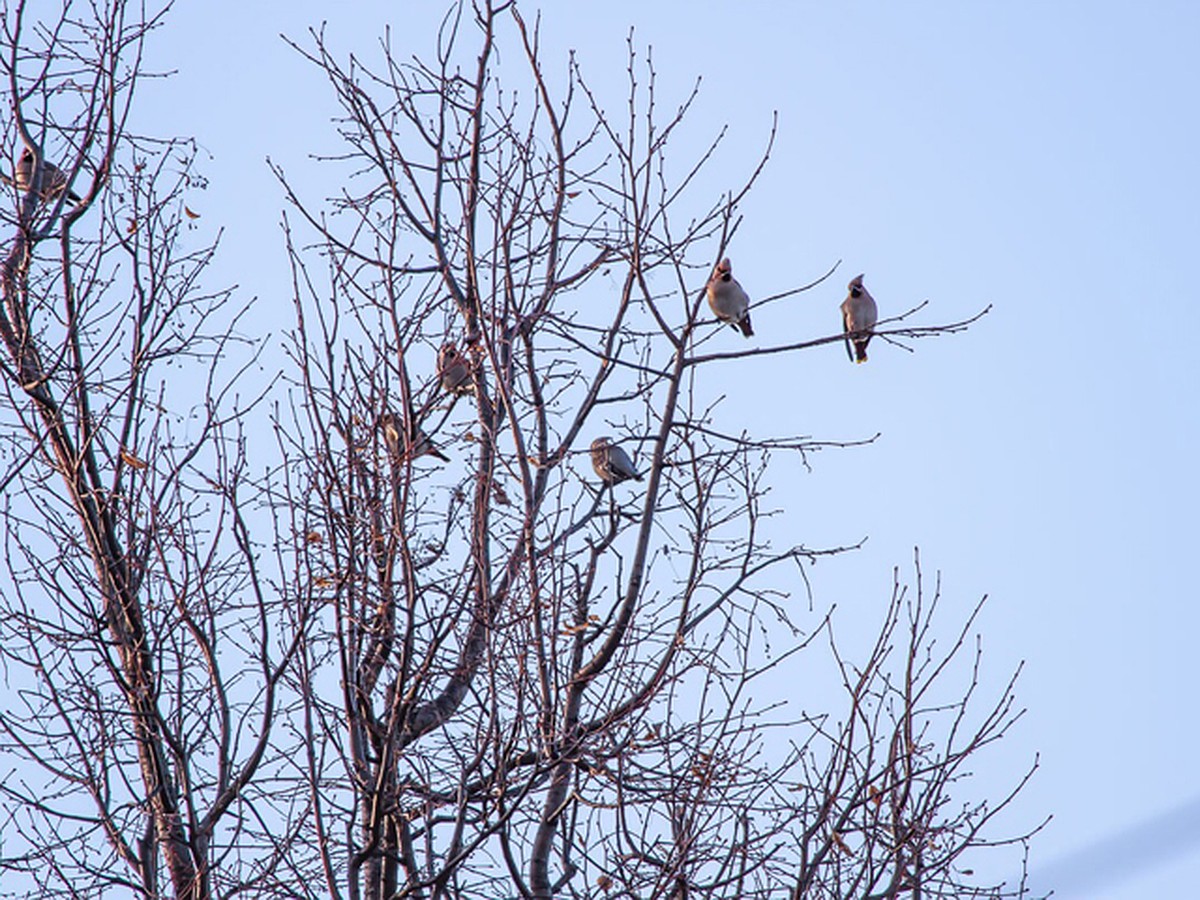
[15,147,81,203]
[590,436,642,486]
[706,258,753,337]
[437,343,473,395]
[840,274,878,364]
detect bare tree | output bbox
[1,2,1042,899]
[0,2,301,898]
[273,4,1036,899]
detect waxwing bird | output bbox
[380,412,403,459]
[380,411,450,463]
[706,258,753,337]
[437,343,473,395]
[15,147,81,203]
[590,436,642,486]
[840,274,878,364]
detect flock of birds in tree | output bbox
[9,148,881,489]
[592,260,879,487]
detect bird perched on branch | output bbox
[590,436,642,486]
[437,343,473,395]
[706,258,753,337]
[14,147,81,203]
[840,274,878,364]
[380,411,449,463]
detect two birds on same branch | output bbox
[599,264,880,487]
[700,256,883,362]
[707,258,878,364]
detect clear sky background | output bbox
[121,2,1199,897]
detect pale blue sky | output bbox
[133,3,1199,897]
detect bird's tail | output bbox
[737,312,754,338]
[855,340,869,364]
